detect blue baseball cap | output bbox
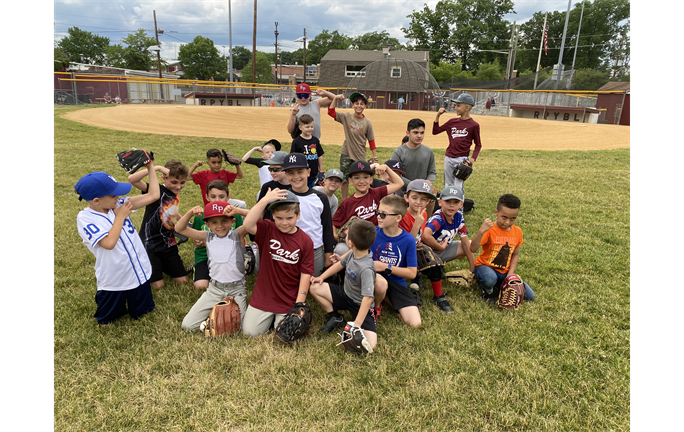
[75,172,132,201]
[283,153,310,171]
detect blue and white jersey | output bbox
[371,226,417,287]
[77,197,152,291]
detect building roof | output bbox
[597,82,630,92]
[321,49,429,63]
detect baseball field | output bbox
[54,103,630,431]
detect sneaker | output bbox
[433,294,453,313]
[482,290,497,304]
[320,314,345,333]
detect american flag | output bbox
[543,24,548,55]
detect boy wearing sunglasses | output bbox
[257,151,290,219]
[286,83,335,140]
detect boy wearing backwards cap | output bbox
[75,159,160,324]
[176,201,249,330]
[242,188,315,337]
[422,185,476,313]
[324,91,378,199]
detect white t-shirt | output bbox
[206,229,245,283]
[77,198,152,291]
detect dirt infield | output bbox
[64,105,629,151]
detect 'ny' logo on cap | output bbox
[289,155,297,163]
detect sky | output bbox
[52,0,578,62]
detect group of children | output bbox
[74,87,534,352]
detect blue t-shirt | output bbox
[371,226,417,287]
[425,209,468,245]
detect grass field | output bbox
[54,104,630,431]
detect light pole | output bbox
[294,31,307,84]
[152,10,164,101]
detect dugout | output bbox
[185,92,262,107]
[509,103,600,123]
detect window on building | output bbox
[390,93,408,104]
[345,65,366,77]
[391,67,401,78]
[306,66,317,77]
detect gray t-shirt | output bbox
[390,143,437,187]
[340,251,376,307]
[313,186,338,216]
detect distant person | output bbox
[398,96,404,110]
[103,93,112,104]
[114,95,121,104]
[485,98,492,114]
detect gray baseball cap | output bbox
[267,189,300,210]
[440,185,465,202]
[325,168,344,180]
[406,179,436,201]
[452,93,475,106]
[263,151,288,165]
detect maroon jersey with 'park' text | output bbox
[332,186,388,228]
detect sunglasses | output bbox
[268,167,283,172]
[296,93,310,99]
[375,211,399,219]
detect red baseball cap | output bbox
[203,201,232,220]
[296,83,311,94]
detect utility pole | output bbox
[533,12,548,90]
[228,0,233,82]
[252,0,257,83]
[274,22,279,84]
[302,28,307,84]
[553,0,573,92]
[504,22,518,89]
[613,33,626,78]
[567,0,585,89]
[153,10,164,100]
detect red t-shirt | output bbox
[250,220,315,314]
[399,209,428,245]
[332,186,388,227]
[192,169,238,205]
[432,117,482,160]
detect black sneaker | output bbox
[482,290,497,304]
[320,314,345,333]
[433,294,453,313]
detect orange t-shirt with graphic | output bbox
[474,224,523,273]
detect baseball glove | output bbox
[200,296,241,337]
[244,244,256,276]
[116,149,154,174]
[336,323,373,354]
[416,243,444,272]
[221,149,242,166]
[497,274,525,310]
[275,302,312,344]
[336,216,359,243]
[315,172,325,187]
[453,160,473,181]
[445,269,475,287]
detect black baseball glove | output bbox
[116,149,154,174]
[275,302,312,344]
[453,160,473,181]
[336,323,373,354]
[222,149,242,166]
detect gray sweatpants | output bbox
[242,305,287,337]
[181,279,247,331]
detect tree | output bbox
[279,49,304,65]
[119,29,158,71]
[54,46,70,72]
[105,44,127,68]
[240,52,273,84]
[516,0,630,74]
[474,59,504,80]
[230,46,252,71]
[57,27,110,64]
[178,36,226,80]
[430,60,471,83]
[402,0,515,69]
[571,68,610,90]
[351,31,403,51]
[306,30,352,64]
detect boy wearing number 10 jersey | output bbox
[75,159,160,325]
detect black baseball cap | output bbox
[348,160,374,178]
[283,153,309,171]
[349,92,368,104]
[262,139,281,152]
[385,159,405,174]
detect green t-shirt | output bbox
[192,214,243,263]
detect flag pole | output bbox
[533,12,548,90]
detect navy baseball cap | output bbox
[385,159,405,174]
[348,160,374,178]
[267,189,300,210]
[75,172,132,201]
[283,153,309,171]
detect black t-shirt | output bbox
[290,136,324,179]
[140,184,180,253]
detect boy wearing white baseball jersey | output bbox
[75,159,160,324]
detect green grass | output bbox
[54,104,629,431]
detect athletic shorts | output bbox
[94,281,155,324]
[435,240,461,263]
[339,154,354,184]
[383,276,418,311]
[148,245,186,283]
[193,259,210,282]
[329,283,376,333]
